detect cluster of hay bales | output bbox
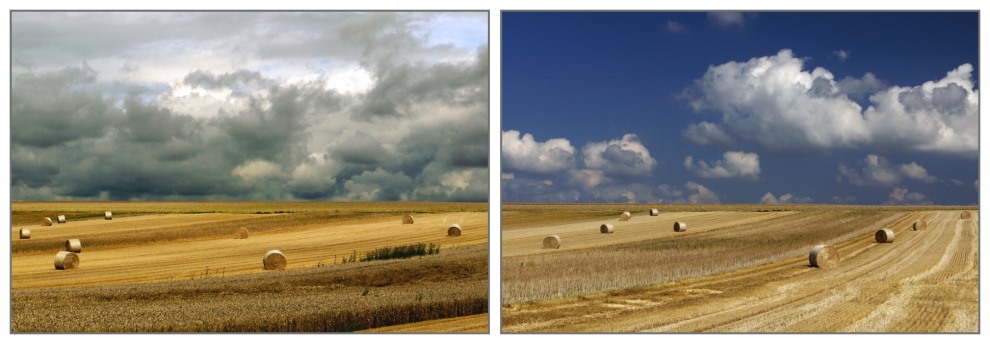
[234,227,250,239]
[402,214,415,224]
[42,217,53,226]
[649,209,659,216]
[600,223,614,234]
[448,224,462,237]
[619,211,632,221]
[809,244,839,268]
[874,229,895,243]
[105,211,113,220]
[673,222,687,232]
[19,228,31,240]
[65,239,82,253]
[543,235,561,249]
[912,220,927,231]
[57,215,67,224]
[54,251,79,270]
[263,250,287,270]
[960,211,971,219]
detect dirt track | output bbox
[502,210,978,332]
[12,212,487,289]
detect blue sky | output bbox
[502,11,978,205]
[9,12,489,201]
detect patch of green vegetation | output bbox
[360,243,440,262]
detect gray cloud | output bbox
[11,12,488,202]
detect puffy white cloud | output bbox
[884,186,932,205]
[582,134,657,177]
[685,181,720,204]
[837,154,937,186]
[681,121,735,147]
[684,151,760,180]
[501,130,576,175]
[760,192,812,204]
[232,159,285,183]
[567,168,610,190]
[683,49,978,155]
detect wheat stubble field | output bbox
[501,204,978,333]
[11,202,489,332]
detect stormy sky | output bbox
[9,11,489,201]
[503,12,979,205]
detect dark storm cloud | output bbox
[11,12,488,201]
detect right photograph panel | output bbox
[500,11,978,333]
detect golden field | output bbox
[10,201,489,332]
[501,204,978,332]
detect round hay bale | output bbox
[649,209,659,216]
[65,239,82,253]
[673,221,687,232]
[543,235,561,249]
[57,215,67,224]
[105,211,113,220]
[875,228,895,243]
[19,228,31,239]
[809,244,839,268]
[263,250,286,270]
[234,227,249,239]
[402,214,415,224]
[960,211,971,219]
[42,217,53,226]
[600,223,615,234]
[912,220,927,231]
[619,211,632,221]
[448,224,462,237]
[54,251,79,270]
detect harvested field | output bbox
[501,205,978,333]
[11,201,488,332]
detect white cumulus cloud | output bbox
[684,151,760,180]
[837,154,937,186]
[501,130,576,175]
[683,49,978,155]
[884,186,932,205]
[760,192,812,204]
[583,134,657,177]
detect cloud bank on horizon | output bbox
[11,12,489,201]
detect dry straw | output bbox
[543,235,561,249]
[57,215,67,224]
[673,221,687,232]
[600,223,615,234]
[875,228,895,243]
[42,217,53,226]
[105,211,113,220]
[234,227,249,239]
[54,251,79,270]
[912,220,927,231]
[960,211,971,219]
[619,211,632,221]
[65,239,82,253]
[649,209,659,216]
[402,214,415,224]
[809,244,839,268]
[19,228,30,239]
[448,224,462,237]
[263,250,287,270]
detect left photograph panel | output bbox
[10,11,489,333]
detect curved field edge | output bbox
[359,313,489,333]
[12,244,488,332]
